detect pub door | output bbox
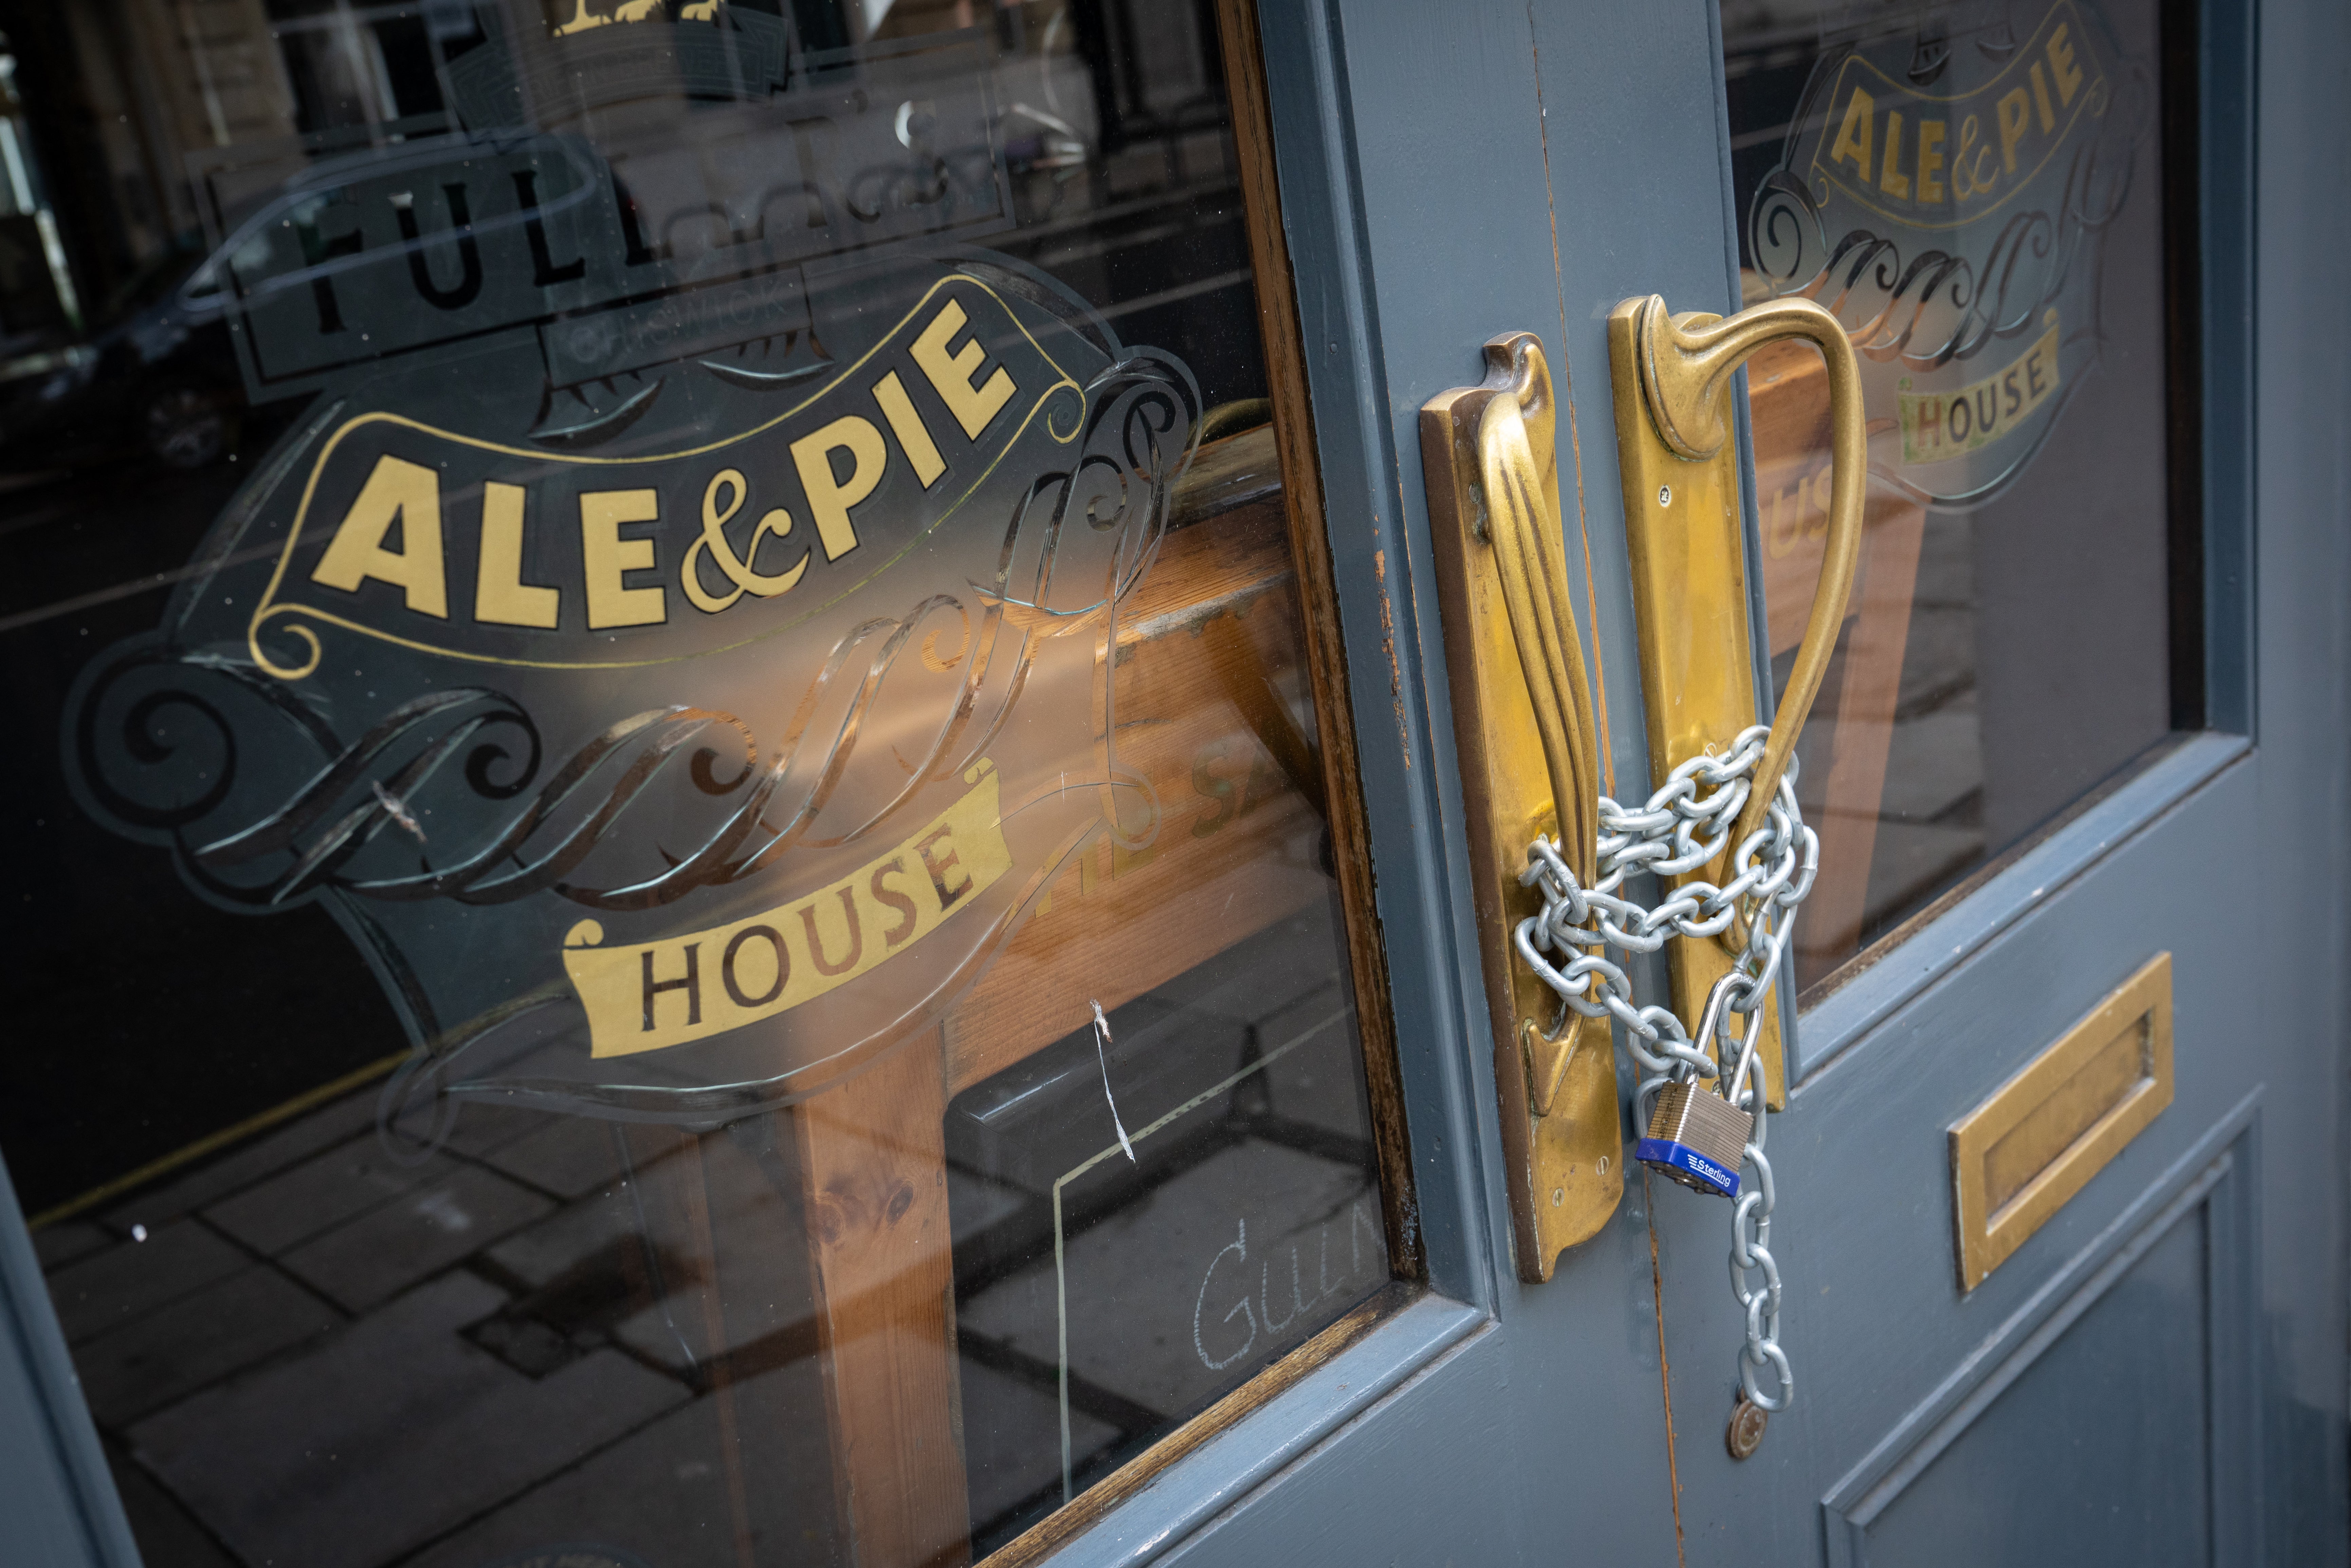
[1,0,2347,1566]
[1125,0,2349,1563]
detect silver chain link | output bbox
[1512,724,1818,1412]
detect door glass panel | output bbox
[1720,0,2189,991]
[0,3,1398,1564]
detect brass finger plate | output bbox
[1607,308,1788,1109]
[1422,335,1623,1281]
[1950,952,2175,1290]
[1605,293,1865,1110]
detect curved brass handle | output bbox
[1623,294,1864,857]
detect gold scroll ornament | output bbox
[563,760,1012,1057]
[249,277,1080,679]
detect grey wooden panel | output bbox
[2241,0,2351,1558]
[1147,1320,1531,1567]
[1823,1109,2259,1567]
[1792,734,2248,1083]
[1850,1191,2211,1566]
[1518,0,1740,819]
[1167,0,2339,1559]
[1253,0,1528,1311]
[1041,1294,1483,1568]
[1219,0,1736,1560]
[1656,752,2273,1564]
[0,1155,141,1568]
[1641,0,2351,1558]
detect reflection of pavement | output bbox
[948,901,1386,1552]
[39,1087,839,1568]
[1857,514,1987,923]
[33,903,1384,1568]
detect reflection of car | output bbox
[0,247,247,473]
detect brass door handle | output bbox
[1419,303,1862,1280]
[1618,295,1864,856]
[1610,293,1865,1105]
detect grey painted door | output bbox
[0,0,2345,1565]
[1105,0,2351,1563]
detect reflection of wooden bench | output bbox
[639,433,1325,1566]
[1747,340,1928,988]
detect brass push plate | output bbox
[1422,338,1623,1281]
[1607,305,1789,1109]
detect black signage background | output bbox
[68,238,1199,1135]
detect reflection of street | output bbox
[30,903,1376,1568]
[38,1088,834,1568]
[0,427,409,1219]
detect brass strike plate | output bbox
[1608,303,1788,1110]
[1423,345,1624,1282]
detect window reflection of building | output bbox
[1724,0,2177,994]
[267,0,448,132]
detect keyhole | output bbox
[1657,485,1673,508]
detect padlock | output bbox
[1637,1079,1752,1198]
[1636,973,1756,1198]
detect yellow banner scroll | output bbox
[1898,318,2062,465]
[561,761,1011,1057]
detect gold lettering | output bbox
[580,489,666,629]
[1766,485,1802,557]
[789,415,886,562]
[720,925,788,1009]
[870,858,919,947]
[640,943,700,1031]
[562,767,1011,1057]
[2047,22,2083,106]
[798,887,864,978]
[917,823,973,910]
[911,298,1016,438]
[2031,60,2058,131]
[312,454,449,618]
[1879,110,1911,198]
[871,370,947,488]
[1828,84,1875,180]
[1997,87,2031,173]
[473,481,560,628]
[1917,119,1947,203]
[1896,320,2061,464]
[680,468,805,615]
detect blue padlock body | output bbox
[1636,1137,1742,1198]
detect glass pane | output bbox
[0,3,1396,1564]
[1721,0,2185,990]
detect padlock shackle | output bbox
[1697,972,1764,1110]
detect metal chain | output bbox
[1512,724,1818,1412]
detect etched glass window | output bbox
[1720,0,2190,991]
[0,3,1398,1563]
